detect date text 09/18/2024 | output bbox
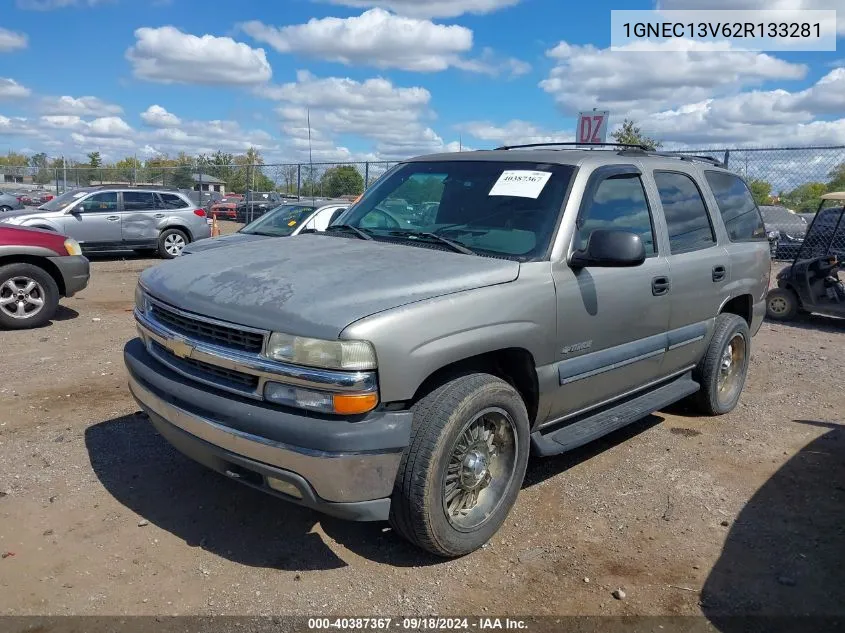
[307,618,529,630]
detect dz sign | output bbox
[576,111,609,145]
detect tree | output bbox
[781,182,828,214]
[29,152,53,185]
[611,119,662,150]
[827,162,845,192]
[87,152,102,168]
[748,179,773,206]
[0,152,29,167]
[320,165,364,198]
[113,156,141,183]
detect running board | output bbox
[531,373,700,457]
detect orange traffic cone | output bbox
[211,213,220,237]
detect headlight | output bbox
[134,284,148,315]
[64,238,82,256]
[265,332,377,370]
[263,382,378,414]
[767,230,780,240]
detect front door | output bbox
[548,166,671,421]
[61,191,121,248]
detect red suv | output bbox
[0,225,90,329]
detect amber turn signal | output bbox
[333,392,379,415]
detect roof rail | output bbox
[494,141,650,151]
[90,183,181,191]
[616,149,726,168]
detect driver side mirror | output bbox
[569,229,646,269]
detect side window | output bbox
[704,171,767,242]
[577,174,656,256]
[77,192,118,212]
[123,191,157,211]
[654,171,716,254]
[157,193,189,209]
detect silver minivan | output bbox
[0,186,211,258]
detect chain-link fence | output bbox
[1,147,843,261]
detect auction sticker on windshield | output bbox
[489,170,552,199]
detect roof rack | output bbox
[494,142,650,151]
[90,184,181,191]
[617,148,726,168]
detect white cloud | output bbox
[140,104,181,128]
[0,28,28,52]
[126,26,272,85]
[0,115,41,137]
[453,47,531,78]
[460,120,574,146]
[0,78,31,100]
[240,9,473,72]
[40,95,122,116]
[540,39,807,117]
[319,0,521,18]
[40,115,133,137]
[656,0,845,35]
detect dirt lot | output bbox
[0,235,843,621]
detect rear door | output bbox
[120,190,161,245]
[62,191,121,247]
[648,168,729,375]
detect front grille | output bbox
[150,341,259,392]
[150,302,265,353]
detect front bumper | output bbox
[48,255,90,297]
[124,338,412,521]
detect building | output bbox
[192,173,226,194]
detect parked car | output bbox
[759,205,807,260]
[0,192,25,213]
[0,224,89,329]
[236,191,284,223]
[38,192,55,204]
[0,186,211,259]
[209,201,238,220]
[126,145,769,557]
[182,200,348,255]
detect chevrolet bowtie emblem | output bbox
[165,337,194,359]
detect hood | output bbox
[181,232,270,255]
[0,207,51,222]
[141,233,520,340]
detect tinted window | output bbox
[158,193,189,209]
[704,171,766,242]
[654,172,716,254]
[123,191,157,211]
[577,174,656,256]
[77,192,118,212]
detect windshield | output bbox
[38,189,90,212]
[339,160,576,260]
[239,204,317,236]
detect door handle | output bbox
[652,276,671,296]
[106,216,120,222]
[712,265,727,282]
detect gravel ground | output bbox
[0,243,843,620]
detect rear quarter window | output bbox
[704,171,767,242]
[157,193,190,209]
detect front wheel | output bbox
[158,228,189,259]
[0,263,60,330]
[0,206,11,213]
[766,288,799,321]
[389,374,530,557]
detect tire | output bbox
[766,288,799,321]
[389,373,530,558]
[0,263,60,330]
[0,206,11,213]
[158,228,189,259]
[691,314,751,416]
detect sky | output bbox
[0,0,843,164]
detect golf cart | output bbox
[766,192,845,321]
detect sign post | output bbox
[576,110,610,146]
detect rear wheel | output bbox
[389,373,529,557]
[158,228,189,259]
[0,205,11,213]
[766,288,799,321]
[0,263,59,330]
[691,313,750,416]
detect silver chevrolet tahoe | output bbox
[125,145,771,557]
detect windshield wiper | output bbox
[325,224,373,240]
[387,230,477,255]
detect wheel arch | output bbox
[0,255,66,296]
[161,224,193,242]
[719,293,753,326]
